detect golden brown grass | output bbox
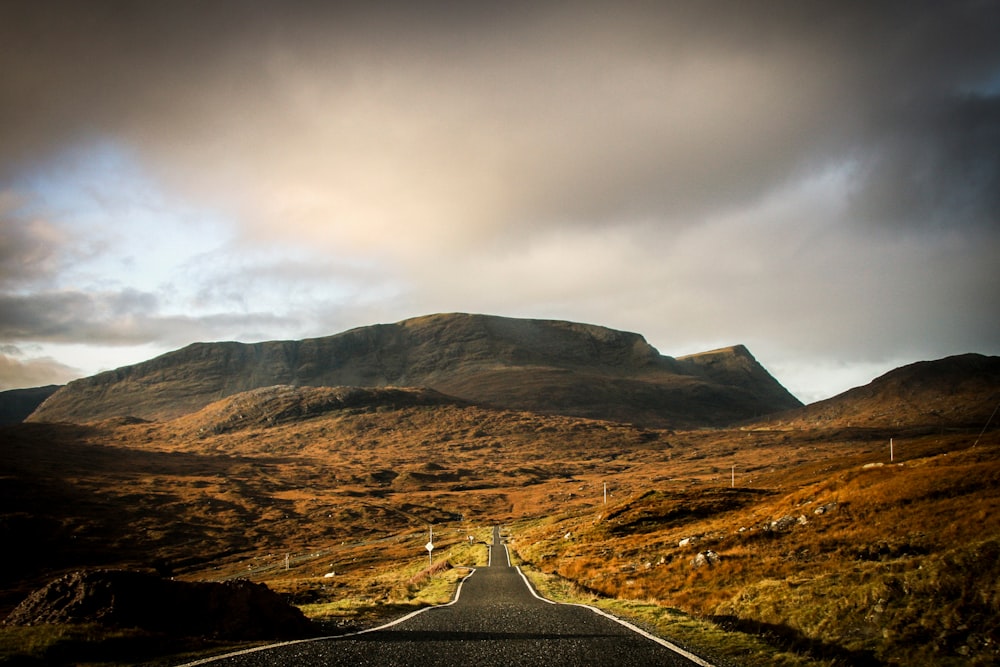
[511,430,1000,665]
[2,382,999,665]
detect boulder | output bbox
[691,551,721,569]
[813,502,838,515]
[767,515,798,532]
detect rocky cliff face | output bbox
[27,313,802,428]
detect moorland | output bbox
[1,314,998,666]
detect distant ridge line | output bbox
[26,313,802,427]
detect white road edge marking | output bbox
[175,568,477,666]
[178,538,716,667]
[508,545,717,667]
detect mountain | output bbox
[0,385,61,426]
[760,353,1000,430]
[26,313,801,428]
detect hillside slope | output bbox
[760,353,1000,430]
[26,314,801,428]
[3,353,998,665]
[0,385,61,426]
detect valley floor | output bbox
[2,399,999,665]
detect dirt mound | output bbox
[3,570,315,640]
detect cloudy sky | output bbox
[1,1,998,403]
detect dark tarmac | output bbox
[187,526,710,666]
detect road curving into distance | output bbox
[180,526,714,666]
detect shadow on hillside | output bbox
[710,615,883,666]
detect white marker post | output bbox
[425,526,434,568]
[603,482,607,505]
[890,438,894,462]
[731,465,735,488]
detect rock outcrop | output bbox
[3,569,315,640]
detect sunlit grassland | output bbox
[512,534,831,667]
[3,372,998,666]
[510,431,1000,665]
[0,526,490,666]
[268,523,490,628]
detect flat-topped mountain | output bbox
[27,313,802,427]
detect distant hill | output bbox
[759,353,1000,430]
[26,313,802,428]
[0,385,61,426]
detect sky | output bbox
[1,1,998,404]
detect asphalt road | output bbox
[184,526,713,666]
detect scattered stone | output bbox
[814,502,838,515]
[768,515,798,532]
[691,551,720,569]
[678,537,696,547]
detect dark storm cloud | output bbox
[849,94,1000,230]
[0,289,159,343]
[1,1,998,396]
[0,288,293,346]
[3,1,998,234]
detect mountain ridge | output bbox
[26,313,801,428]
[758,352,1000,430]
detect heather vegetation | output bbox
[512,429,1000,665]
[1,344,997,665]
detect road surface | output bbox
[183,526,713,666]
